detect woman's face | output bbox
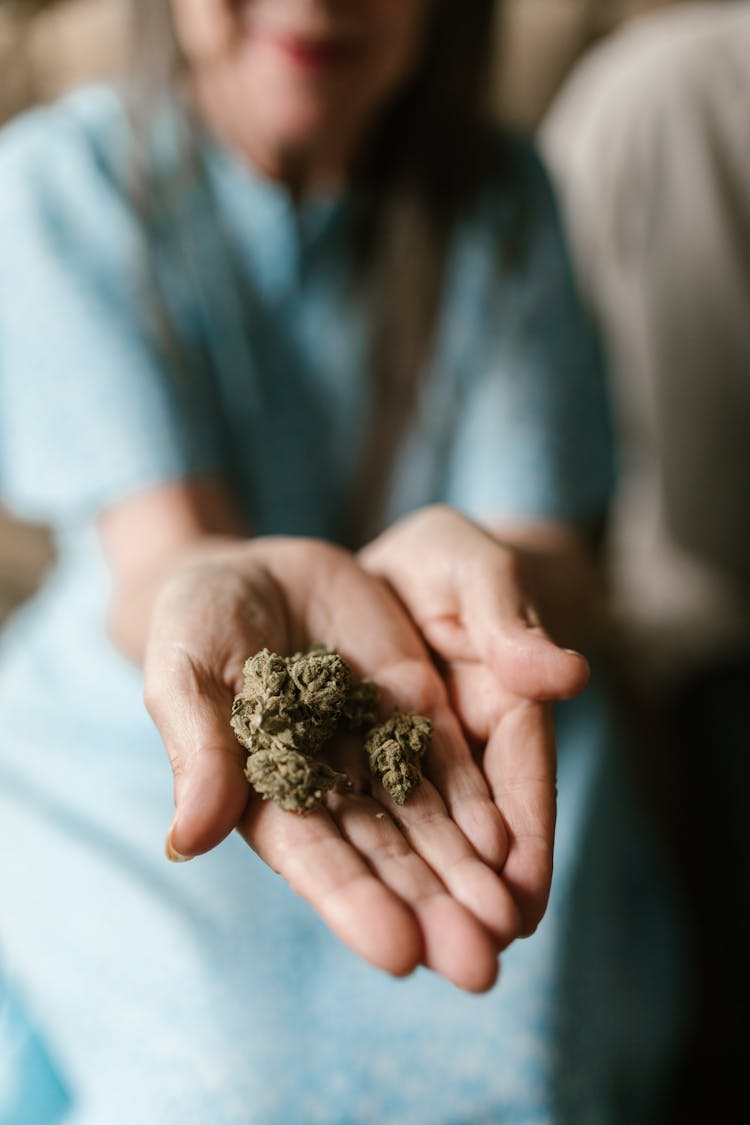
[171,0,432,188]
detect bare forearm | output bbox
[99,479,246,663]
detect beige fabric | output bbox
[493,0,687,126]
[0,0,123,124]
[542,2,750,683]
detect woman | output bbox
[0,2,682,1121]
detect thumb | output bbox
[141,550,288,860]
[464,558,590,701]
[145,655,250,862]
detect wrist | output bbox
[107,532,234,664]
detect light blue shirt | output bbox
[0,85,613,535]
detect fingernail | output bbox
[564,648,585,658]
[165,816,192,864]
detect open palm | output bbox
[145,535,528,993]
[360,506,591,938]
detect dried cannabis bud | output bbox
[364,713,432,806]
[340,678,380,732]
[285,646,352,751]
[231,647,353,813]
[245,747,347,814]
[231,647,350,758]
[231,646,430,813]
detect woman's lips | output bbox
[262,32,363,70]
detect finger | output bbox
[363,516,589,701]
[328,793,501,992]
[483,699,557,936]
[421,706,509,870]
[371,778,522,952]
[362,660,509,871]
[239,798,424,980]
[144,560,287,858]
[145,649,251,859]
[461,551,590,701]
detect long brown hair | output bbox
[126,0,503,542]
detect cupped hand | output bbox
[144,536,522,992]
[359,505,592,937]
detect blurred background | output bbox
[0,0,682,622]
[1,2,747,1122]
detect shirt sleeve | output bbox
[442,140,616,528]
[0,91,222,527]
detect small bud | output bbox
[364,713,431,805]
